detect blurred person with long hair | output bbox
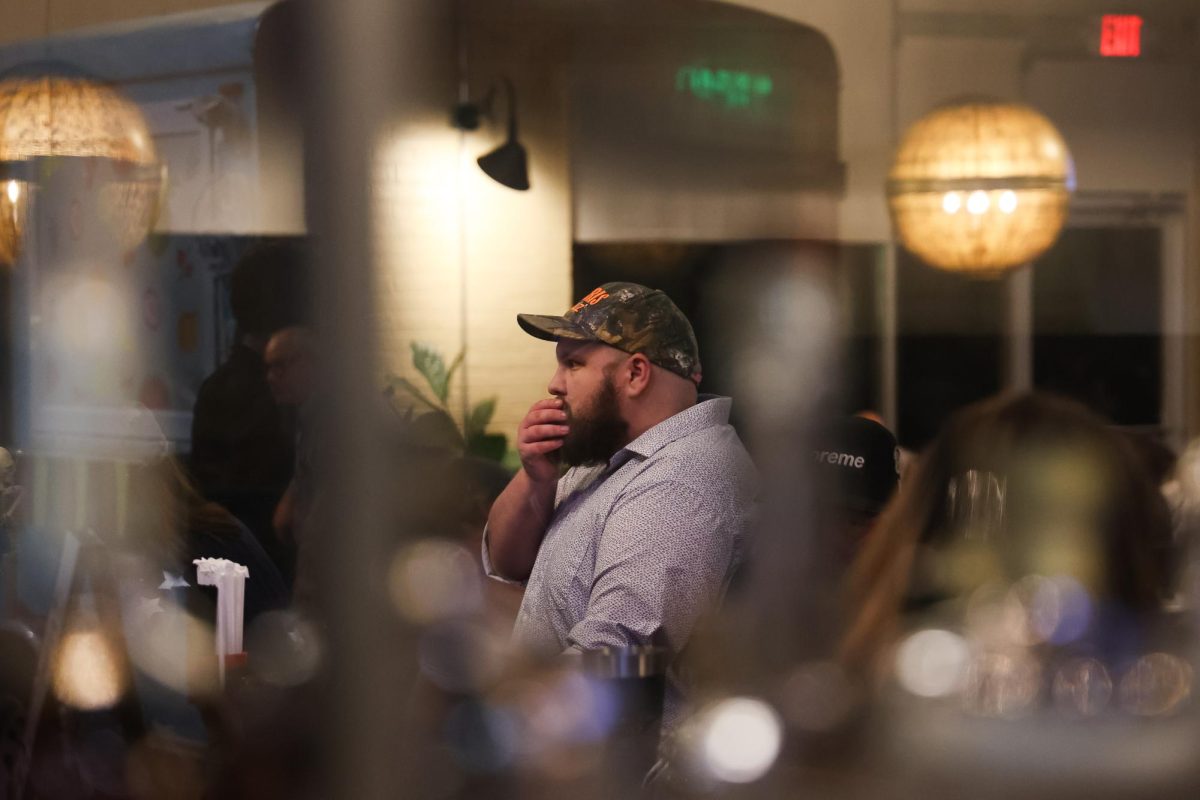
[126,456,289,624]
[842,392,1177,687]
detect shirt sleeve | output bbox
[480,523,527,587]
[565,479,738,654]
[480,468,590,587]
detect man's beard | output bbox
[560,376,629,467]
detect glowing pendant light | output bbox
[0,74,164,264]
[887,99,1074,277]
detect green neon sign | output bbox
[675,66,773,108]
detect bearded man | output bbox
[484,282,757,723]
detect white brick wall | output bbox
[373,107,572,450]
[369,0,575,451]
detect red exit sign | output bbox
[1100,14,1143,57]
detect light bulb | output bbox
[967,190,990,215]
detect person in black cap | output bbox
[483,282,758,727]
[812,415,901,564]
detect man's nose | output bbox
[547,367,566,397]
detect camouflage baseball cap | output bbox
[517,282,701,381]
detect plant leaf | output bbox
[465,397,497,439]
[411,342,451,405]
[445,350,465,390]
[412,408,466,450]
[390,376,441,411]
[467,432,508,462]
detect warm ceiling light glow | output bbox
[0,179,21,265]
[0,75,163,263]
[887,99,1073,277]
[52,627,127,710]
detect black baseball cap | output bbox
[813,416,901,517]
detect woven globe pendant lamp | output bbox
[0,74,163,265]
[887,99,1073,277]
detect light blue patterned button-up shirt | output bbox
[485,395,758,722]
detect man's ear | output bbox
[625,353,652,397]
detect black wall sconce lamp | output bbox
[452,78,530,191]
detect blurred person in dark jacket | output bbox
[190,241,308,586]
[264,325,324,607]
[264,326,317,550]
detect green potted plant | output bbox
[384,342,508,462]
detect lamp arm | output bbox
[499,77,519,142]
[451,76,520,142]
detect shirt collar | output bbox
[611,394,732,465]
